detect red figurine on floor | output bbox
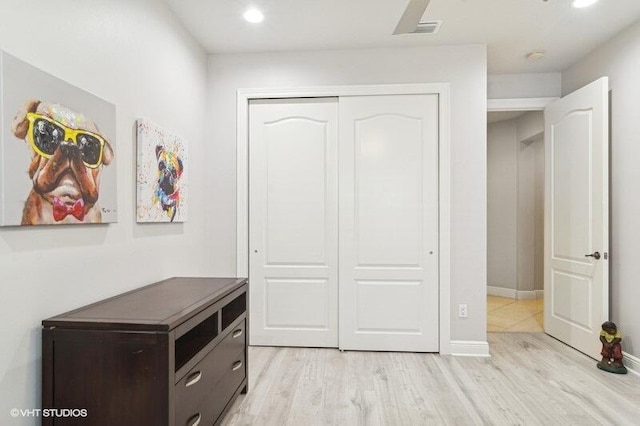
[597,321,628,374]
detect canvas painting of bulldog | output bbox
[12,100,114,224]
[0,51,117,226]
[136,119,188,223]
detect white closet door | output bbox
[339,94,439,352]
[249,98,338,347]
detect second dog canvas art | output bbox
[136,119,188,223]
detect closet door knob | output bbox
[585,252,601,260]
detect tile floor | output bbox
[487,295,544,332]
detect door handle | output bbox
[585,252,601,260]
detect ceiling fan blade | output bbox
[393,0,432,35]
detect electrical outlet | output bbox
[458,304,468,318]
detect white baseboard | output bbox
[487,286,544,300]
[450,340,490,357]
[516,290,537,300]
[517,290,544,300]
[487,286,516,299]
[623,351,640,377]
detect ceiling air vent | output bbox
[412,20,442,34]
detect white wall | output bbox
[533,137,544,292]
[488,73,561,99]
[487,120,518,291]
[517,112,544,294]
[207,45,488,343]
[517,111,545,142]
[563,19,640,357]
[0,1,209,423]
[517,134,544,294]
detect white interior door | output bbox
[249,98,338,347]
[339,94,439,352]
[544,77,609,359]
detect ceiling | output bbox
[487,111,527,124]
[165,0,640,74]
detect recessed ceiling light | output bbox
[571,0,599,8]
[243,8,264,23]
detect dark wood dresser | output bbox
[42,277,248,426]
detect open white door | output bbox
[544,77,609,359]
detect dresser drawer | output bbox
[175,321,246,422]
[178,350,246,426]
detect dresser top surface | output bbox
[43,277,247,331]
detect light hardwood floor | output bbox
[488,296,544,332]
[223,334,640,425]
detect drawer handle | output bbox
[186,413,201,426]
[232,360,243,371]
[185,371,202,387]
[233,329,243,338]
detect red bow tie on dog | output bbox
[52,197,86,221]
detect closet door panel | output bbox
[356,114,424,267]
[339,94,439,352]
[249,98,338,347]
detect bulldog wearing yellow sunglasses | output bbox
[12,100,114,225]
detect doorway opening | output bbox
[487,79,609,358]
[486,98,555,333]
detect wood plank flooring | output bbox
[222,333,640,425]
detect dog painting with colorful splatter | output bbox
[153,145,183,222]
[136,119,188,223]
